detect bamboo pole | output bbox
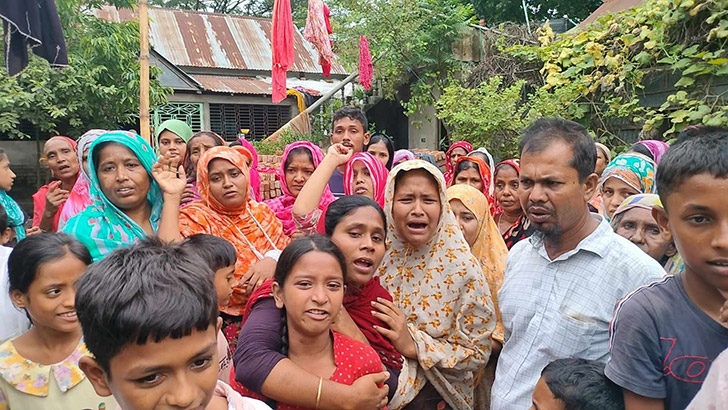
[139,0,151,142]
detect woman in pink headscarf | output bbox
[57,130,107,229]
[265,141,335,238]
[344,152,388,208]
[444,141,473,184]
[630,140,670,164]
[32,136,81,232]
[238,137,262,202]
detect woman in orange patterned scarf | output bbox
[179,146,290,322]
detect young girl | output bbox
[292,145,387,233]
[155,119,193,163]
[243,235,385,409]
[233,197,397,408]
[265,142,335,238]
[0,233,115,409]
[0,150,25,242]
[366,133,394,170]
[182,131,226,205]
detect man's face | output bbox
[519,141,595,242]
[330,117,370,153]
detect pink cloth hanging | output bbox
[272,0,295,103]
[304,0,334,76]
[321,5,333,77]
[359,36,373,90]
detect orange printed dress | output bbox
[380,160,496,410]
[179,146,290,316]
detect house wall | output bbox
[407,104,441,150]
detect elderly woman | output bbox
[33,136,81,232]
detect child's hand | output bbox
[326,143,353,167]
[372,297,417,359]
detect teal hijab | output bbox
[63,131,162,261]
[0,191,25,241]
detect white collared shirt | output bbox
[491,214,665,410]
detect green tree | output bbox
[0,0,171,139]
[468,0,602,24]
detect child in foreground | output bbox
[180,234,237,383]
[605,126,728,410]
[239,235,386,409]
[530,358,623,410]
[75,237,270,410]
[0,233,113,409]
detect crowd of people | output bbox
[0,106,727,410]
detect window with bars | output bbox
[151,103,204,132]
[209,103,291,141]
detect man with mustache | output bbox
[327,107,371,198]
[490,118,665,410]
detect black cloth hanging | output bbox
[1,0,68,76]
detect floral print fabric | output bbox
[379,160,495,410]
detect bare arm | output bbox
[292,144,351,217]
[624,390,664,410]
[153,155,185,243]
[261,361,389,410]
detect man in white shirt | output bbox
[491,118,665,410]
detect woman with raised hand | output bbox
[63,131,187,261]
[33,136,81,232]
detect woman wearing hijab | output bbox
[600,153,657,221]
[378,159,495,410]
[493,159,535,250]
[58,130,107,228]
[179,146,290,318]
[63,131,187,261]
[265,141,335,237]
[444,141,473,184]
[0,150,25,241]
[181,131,226,205]
[610,193,681,274]
[32,136,80,232]
[589,142,612,215]
[155,119,193,163]
[237,137,263,202]
[344,152,388,208]
[392,149,416,168]
[630,140,670,164]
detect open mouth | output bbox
[341,142,354,149]
[305,308,329,320]
[407,222,428,233]
[352,257,374,271]
[527,206,551,222]
[58,311,77,320]
[708,260,728,267]
[58,164,71,172]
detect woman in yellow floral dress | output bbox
[373,160,496,410]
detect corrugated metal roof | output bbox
[191,74,349,96]
[578,0,645,28]
[94,5,348,75]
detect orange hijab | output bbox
[179,146,290,315]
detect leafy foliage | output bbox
[438,0,728,156]
[468,0,602,24]
[329,0,475,116]
[0,0,171,139]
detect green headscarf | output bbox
[63,131,163,262]
[155,119,193,142]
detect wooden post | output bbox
[139,0,151,142]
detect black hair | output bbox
[656,126,728,206]
[274,235,347,355]
[324,196,387,236]
[541,358,624,410]
[75,237,219,373]
[469,151,490,164]
[454,159,481,180]
[332,106,368,132]
[519,117,596,182]
[179,234,236,273]
[283,146,314,170]
[627,143,654,160]
[92,141,114,173]
[0,203,7,236]
[495,162,519,177]
[0,148,6,162]
[8,233,92,295]
[366,134,394,169]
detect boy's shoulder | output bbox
[613,275,681,321]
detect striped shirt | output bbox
[491,215,665,410]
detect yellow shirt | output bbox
[0,338,115,410]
